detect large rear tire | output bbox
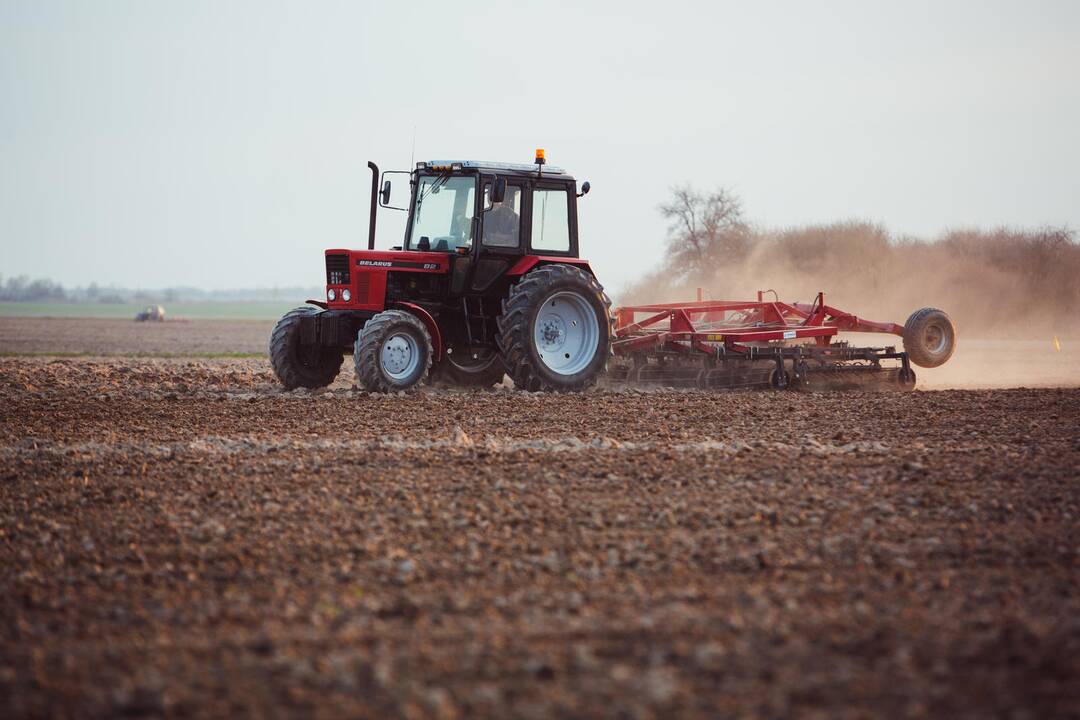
[903,308,956,368]
[354,309,433,392]
[431,347,505,387]
[496,264,614,392]
[269,307,344,389]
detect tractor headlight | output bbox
[327,288,337,301]
[341,289,351,302]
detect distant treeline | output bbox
[0,276,323,304]
[624,185,1080,338]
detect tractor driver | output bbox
[452,212,473,247]
[483,185,521,248]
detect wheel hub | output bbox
[925,324,946,353]
[381,334,417,377]
[533,291,600,376]
[539,315,567,346]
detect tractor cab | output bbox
[393,155,586,262]
[376,154,590,301]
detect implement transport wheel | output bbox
[903,308,956,368]
[432,347,505,387]
[354,309,433,393]
[269,307,344,390]
[497,264,614,392]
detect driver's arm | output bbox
[456,215,473,242]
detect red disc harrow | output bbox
[610,291,927,390]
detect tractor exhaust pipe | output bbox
[367,161,380,250]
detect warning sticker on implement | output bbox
[707,334,724,341]
[783,330,797,339]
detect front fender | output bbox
[391,302,443,362]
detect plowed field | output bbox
[1,317,1078,717]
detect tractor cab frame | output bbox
[388,159,587,299]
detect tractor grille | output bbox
[354,271,371,304]
[325,254,350,285]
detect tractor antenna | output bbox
[409,126,417,168]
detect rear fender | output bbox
[506,256,595,278]
[391,301,443,361]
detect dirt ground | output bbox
[2,352,1078,718]
[0,317,273,356]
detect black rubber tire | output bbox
[496,264,614,392]
[269,306,344,390]
[353,309,433,393]
[431,349,505,387]
[902,308,956,368]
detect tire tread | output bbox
[269,306,343,389]
[902,307,956,368]
[495,264,614,392]
[354,309,433,392]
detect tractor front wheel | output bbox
[269,307,344,389]
[354,309,433,393]
[496,264,614,392]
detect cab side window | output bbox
[531,188,570,253]
[482,183,522,248]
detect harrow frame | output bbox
[611,291,915,390]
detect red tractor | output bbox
[270,150,614,392]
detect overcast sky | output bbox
[1,0,1077,294]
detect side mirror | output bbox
[491,177,507,204]
[379,171,410,211]
[577,180,591,198]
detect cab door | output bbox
[468,179,527,293]
[527,182,576,257]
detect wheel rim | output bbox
[924,323,948,354]
[381,332,420,379]
[533,291,600,376]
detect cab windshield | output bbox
[408,174,476,252]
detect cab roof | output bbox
[418,160,574,181]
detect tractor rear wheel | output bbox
[903,308,956,368]
[432,347,505,387]
[269,306,344,389]
[496,264,613,392]
[354,309,433,392]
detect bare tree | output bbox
[659,185,751,281]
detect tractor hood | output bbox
[342,248,450,272]
[322,248,450,311]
